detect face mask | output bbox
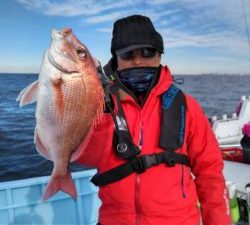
[117,67,158,95]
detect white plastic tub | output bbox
[0,169,100,225]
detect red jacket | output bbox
[77,66,231,225]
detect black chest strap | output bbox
[91,151,189,186]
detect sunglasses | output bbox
[119,48,158,60]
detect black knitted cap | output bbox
[111,15,164,56]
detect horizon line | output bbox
[0,72,250,76]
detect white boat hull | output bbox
[212,96,250,147]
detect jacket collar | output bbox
[150,65,173,97]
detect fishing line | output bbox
[241,0,250,58]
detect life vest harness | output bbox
[91,71,189,186]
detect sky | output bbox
[1,0,250,75]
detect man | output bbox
[77,15,231,225]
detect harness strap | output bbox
[110,85,141,159]
[91,151,189,186]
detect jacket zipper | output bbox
[135,174,141,225]
[135,122,143,225]
[181,165,187,198]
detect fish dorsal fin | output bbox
[16,80,39,106]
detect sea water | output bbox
[0,73,249,181]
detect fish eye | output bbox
[76,47,87,58]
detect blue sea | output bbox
[0,73,250,182]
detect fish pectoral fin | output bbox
[42,172,77,200]
[16,80,39,107]
[34,130,51,160]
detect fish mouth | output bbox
[48,51,78,74]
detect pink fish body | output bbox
[16,28,104,200]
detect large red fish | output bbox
[16,28,104,200]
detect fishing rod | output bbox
[241,0,250,59]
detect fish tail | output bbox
[42,172,77,200]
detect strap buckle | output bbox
[131,155,158,174]
[130,156,147,174]
[164,152,177,167]
[166,158,176,167]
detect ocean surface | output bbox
[0,73,250,182]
